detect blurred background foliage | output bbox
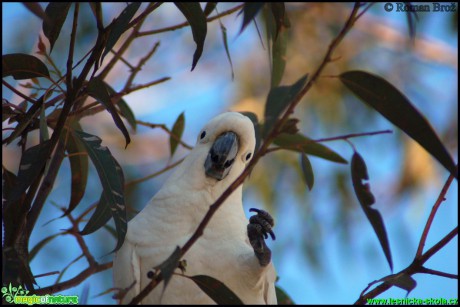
[2,2,457,304]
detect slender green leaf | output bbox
[189,275,243,305]
[169,112,185,158]
[351,152,393,271]
[274,133,347,164]
[105,83,137,131]
[102,3,141,62]
[43,2,72,53]
[269,3,288,41]
[175,3,207,71]
[87,77,131,148]
[219,23,234,80]
[2,103,17,122]
[2,54,50,80]
[2,97,42,145]
[264,74,309,136]
[275,285,295,305]
[238,2,265,35]
[79,193,111,236]
[39,103,49,143]
[7,140,52,204]
[300,153,314,190]
[63,123,89,216]
[382,272,417,296]
[270,7,289,88]
[154,246,182,300]
[29,232,63,261]
[203,2,217,16]
[340,70,457,179]
[240,111,261,153]
[75,130,127,252]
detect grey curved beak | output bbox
[204,131,239,180]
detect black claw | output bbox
[248,208,276,241]
[268,229,276,241]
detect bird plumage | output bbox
[113,112,277,304]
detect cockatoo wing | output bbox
[112,237,140,304]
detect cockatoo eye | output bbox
[200,131,206,139]
[245,153,252,161]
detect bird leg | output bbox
[247,208,276,267]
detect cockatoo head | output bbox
[198,112,256,182]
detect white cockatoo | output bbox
[113,112,277,304]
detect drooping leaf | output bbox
[154,246,182,299]
[381,272,417,296]
[29,232,63,261]
[22,3,46,20]
[102,2,141,62]
[79,193,111,236]
[238,2,265,35]
[2,54,50,80]
[7,140,52,204]
[240,111,261,153]
[189,275,243,305]
[219,23,234,80]
[87,77,131,148]
[264,74,309,136]
[340,70,457,179]
[203,2,217,16]
[169,112,185,158]
[269,5,289,88]
[300,153,314,190]
[275,285,295,305]
[2,103,17,123]
[175,2,207,71]
[43,2,72,53]
[62,122,89,216]
[105,83,137,131]
[351,152,393,271]
[273,133,347,164]
[75,130,127,252]
[269,2,289,41]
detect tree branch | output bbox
[136,4,244,37]
[415,173,455,258]
[355,173,457,304]
[32,262,112,296]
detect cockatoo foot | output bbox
[247,208,276,267]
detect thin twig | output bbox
[125,158,185,188]
[418,267,458,280]
[136,4,244,37]
[415,173,455,258]
[2,80,38,105]
[137,120,193,150]
[32,262,112,296]
[67,213,97,267]
[420,226,458,263]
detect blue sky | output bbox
[2,3,457,304]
